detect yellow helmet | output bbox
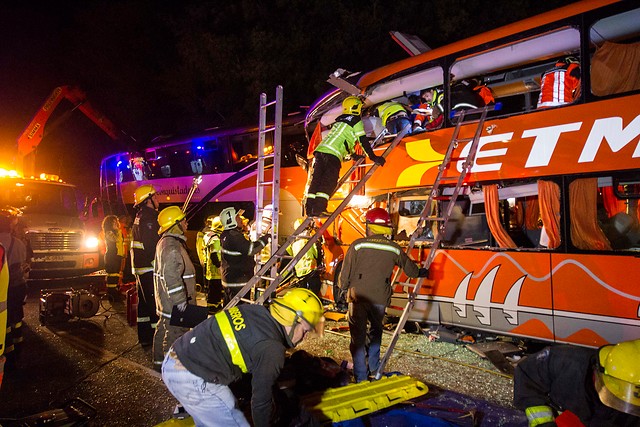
[157,206,186,235]
[270,288,324,328]
[210,216,224,234]
[594,339,640,416]
[342,96,363,115]
[134,184,156,207]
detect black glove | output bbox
[351,153,365,162]
[372,155,385,166]
[418,268,429,277]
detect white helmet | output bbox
[220,207,238,230]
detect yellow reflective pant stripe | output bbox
[525,405,555,426]
[215,311,248,373]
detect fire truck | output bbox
[6,86,122,278]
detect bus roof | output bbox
[357,0,620,89]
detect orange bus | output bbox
[305,0,640,348]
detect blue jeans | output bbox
[161,350,249,426]
[348,301,386,382]
[387,116,411,135]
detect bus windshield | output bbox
[0,180,79,216]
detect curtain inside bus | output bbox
[538,180,560,249]
[569,178,612,251]
[482,184,516,249]
[591,41,640,96]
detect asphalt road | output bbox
[0,277,177,426]
[0,276,528,426]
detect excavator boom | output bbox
[16,85,120,175]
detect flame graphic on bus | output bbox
[432,250,640,326]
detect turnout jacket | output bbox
[153,232,197,318]
[131,205,159,275]
[314,114,369,162]
[173,304,293,427]
[339,234,419,306]
[220,228,268,287]
[514,345,639,426]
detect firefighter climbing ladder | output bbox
[254,86,283,281]
[224,125,408,309]
[374,104,500,380]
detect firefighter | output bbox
[196,215,224,314]
[514,339,640,426]
[152,206,197,371]
[130,184,160,346]
[219,206,269,305]
[102,215,124,300]
[0,242,7,370]
[375,101,411,135]
[161,288,324,427]
[304,96,385,217]
[339,207,428,383]
[286,218,323,299]
[537,56,581,108]
[0,207,29,369]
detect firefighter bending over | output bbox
[219,206,269,305]
[130,184,160,347]
[152,206,197,371]
[339,208,427,383]
[514,339,640,426]
[304,96,385,217]
[162,288,324,427]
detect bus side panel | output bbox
[392,249,555,342]
[550,253,640,348]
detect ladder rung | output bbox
[260,126,276,133]
[258,181,273,186]
[452,138,473,144]
[259,153,275,159]
[260,275,276,281]
[398,281,418,288]
[448,157,468,162]
[343,180,360,183]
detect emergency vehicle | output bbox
[99,0,640,348]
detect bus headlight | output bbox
[84,236,100,249]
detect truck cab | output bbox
[0,171,101,279]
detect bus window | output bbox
[230,132,260,171]
[590,7,640,97]
[451,26,581,116]
[596,175,640,251]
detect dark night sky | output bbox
[0,1,573,196]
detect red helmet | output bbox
[365,208,391,226]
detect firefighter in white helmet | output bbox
[130,184,159,346]
[339,207,427,383]
[162,288,324,427]
[152,206,197,371]
[514,339,640,426]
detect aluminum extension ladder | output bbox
[375,103,500,379]
[254,86,283,281]
[224,125,409,308]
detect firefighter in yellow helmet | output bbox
[131,184,160,346]
[304,96,385,217]
[196,215,224,314]
[285,218,323,299]
[162,288,324,426]
[152,206,197,371]
[514,339,640,426]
